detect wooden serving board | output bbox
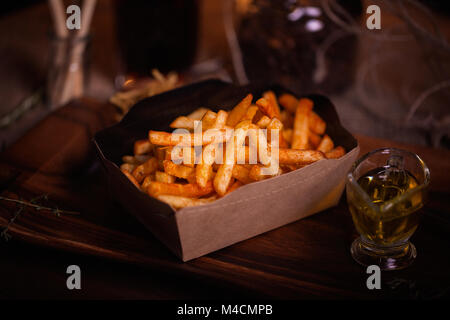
[1,98,450,299]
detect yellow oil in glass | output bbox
[349,167,423,246]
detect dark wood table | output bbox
[1,98,449,299]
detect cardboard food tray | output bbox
[94,79,359,261]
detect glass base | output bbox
[351,237,417,271]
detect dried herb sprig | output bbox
[0,194,79,241]
[0,205,24,241]
[0,195,79,216]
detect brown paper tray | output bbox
[94,80,359,261]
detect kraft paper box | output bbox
[94,80,359,261]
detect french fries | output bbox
[196,144,216,188]
[148,181,214,198]
[121,169,140,189]
[256,115,271,128]
[317,134,334,153]
[187,107,209,120]
[155,171,176,183]
[309,111,326,135]
[263,90,281,119]
[256,97,279,119]
[292,98,313,150]
[214,120,251,196]
[149,129,231,146]
[226,94,253,127]
[199,111,217,131]
[163,160,195,181]
[170,116,196,130]
[232,164,253,184]
[325,146,346,159]
[267,117,288,148]
[132,157,158,183]
[119,91,346,209]
[309,132,322,149]
[225,181,243,195]
[279,149,325,165]
[249,164,282,181]
[134,139,153,155]
[278,93,298,113]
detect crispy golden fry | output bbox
[280,164,304,172]
[148,181,214,198]
[170,116,196,130]
[120,163,136,173]
[165,146,197,166]
[132,157,159,183]
[245,127,259,165]
[267,117,288,148]
[196,144,216,188]
[134,139,153,155]
[241,105,259,122]
[317,134,334,153]
[225,180,243,195]
[278,93,298,113]
[325,146,346,159]
[163,160,195,180]
[256,97,279,119]
[141,175,154,192]
[280,110,294,129]
[121,169,140,189]
[212,110,228,129]
[292,98,313,150]
[254,125,270,165]
[279,148,325,165]
[256,115,271,128]
[214,162,236,196]
[187,107,209,120]
[226,94,253,127]
[215,145,255,165]
[279,94,326,134]
[186,174,197,184]
[149,129,231,146]
[155,146,169,161]
[263,90,281,119]
[231,164,253,184]
[248,164,282,181]
[282,129,293,145]
[155,171,176,183]
[309,118,325,137]
[309,132,322,149]
[214,120,251,196]
[251,109,265,124]
[199,110,217,131]
[309,111,326,135]
[156,194,216,209]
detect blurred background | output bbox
[0,0,449,150]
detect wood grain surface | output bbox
[1,98,449,299]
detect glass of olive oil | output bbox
[346,148,430,270]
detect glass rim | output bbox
[347,147,430,213]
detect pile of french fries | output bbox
[120,91,346,209]
[110,69,180,121]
